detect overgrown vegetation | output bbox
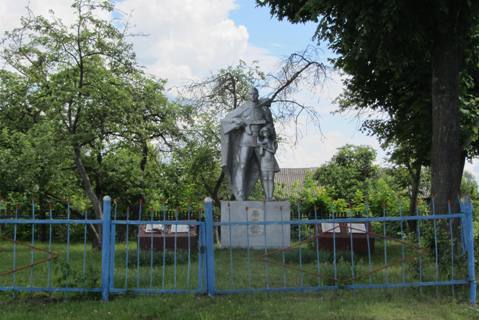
[287,145,478,219]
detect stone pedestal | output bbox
[220,201,290,249]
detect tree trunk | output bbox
[74,145,102,247]
[139,141,148,202]
[39,193,47,242]
[94,150,103,203]
[212,171,225,208]
[407,163,421,232]
[430,22,464,214]
[211,171,225,246]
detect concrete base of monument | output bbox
[220,200,291,249]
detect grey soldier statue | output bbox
[220,86,280,201]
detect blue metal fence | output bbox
[0,196,476,305]
[205,198,476,305]
[0,203,103,294]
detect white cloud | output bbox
[117,0,255,86]
[241,45,280,74]
[0,0,263,84]
[0,0,86,36]
[276,116,383,168]
[276,129,342,168]
[316,70,345,110]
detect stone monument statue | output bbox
[219,86,290,249]
[220,86,280,201]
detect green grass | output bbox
[1,290,478,320]
[0,228,476,319]
[0,238,467,291]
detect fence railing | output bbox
[0,205,103,294]
[97,197,206,299]
[0,197,475,305]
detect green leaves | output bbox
[290,144,416,216]
[315,144,378,201]
[0,0,185,211]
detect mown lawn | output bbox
[0,221,477,319]
[1,290,478,320]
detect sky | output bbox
[0,0,478,181]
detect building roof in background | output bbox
[276,167,318,194]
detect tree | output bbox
[0,69,83,202]
[2,0,133,224]
[314,145,378,201]
[1,0,182,244]
[0,69,87,239]
[384,141,427,218]
[291,145,410,217]
[120,76,185,202]
[257,0,479,213]
[78,74,184,209]
[290,174,334,218]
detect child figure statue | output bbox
[258,126,278,201]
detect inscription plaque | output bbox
[248,208,264,236]
[220,201,290,249]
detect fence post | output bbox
[101,196,112,301]
[198,222,206,292]
[464,198,476,306]
[109,216,116,291]
[204,197,216,296]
